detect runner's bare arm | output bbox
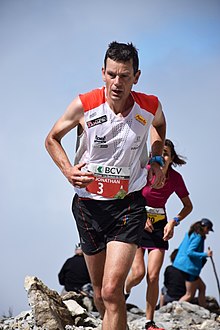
[151,101,166,156]
[163,195,193,241]
[45,96,94,187]
[148,102,166,188]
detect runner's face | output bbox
[203,226,210,235]
[163,146,173,166]
[102,58,140,103]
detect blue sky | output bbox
[1,0,220,316]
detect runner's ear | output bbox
[133,70,141,84]
[102,67,106,82]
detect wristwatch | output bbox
[173,217,180,226]
[149,155,164,167]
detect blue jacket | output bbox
[173,232,208,276]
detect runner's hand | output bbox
[163,221,174,241]
[63,163,94,188]
[144,217,154,232]
[148,163,165,189]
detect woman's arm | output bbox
[163,195,193,241]
[186,234,207,259]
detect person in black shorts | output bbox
[125,139,193,330]
[159,249,186,306]
[173,219,214,307]
[58,243,93,297]
[45,41,166,330]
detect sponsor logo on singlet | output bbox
[93,135,108,148]
[86,115,107,128]
[131,136,141,150]
[89,112,97,118]
[135,114,147,125]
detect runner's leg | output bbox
[101,241,137,330]
[197,277,206,307]
[179,280,197,303]
[125,247,145,294]
[146,249,165,321]
[84,250,106,318]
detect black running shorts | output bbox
[141,219,169,250]
[72,191,146,255]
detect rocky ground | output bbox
[0,276,220,330]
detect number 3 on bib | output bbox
[86,178,129,199]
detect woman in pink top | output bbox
[125,139,193,330]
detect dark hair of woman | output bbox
[188,221,207,238]
[165,139,186,167]
[170,249,179,263]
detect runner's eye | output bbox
[107,72,116,79]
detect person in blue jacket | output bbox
[173,218,214,307]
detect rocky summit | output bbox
[0,276,220,330]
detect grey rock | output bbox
[24,275,75,329]
[0,276,220,330]
[154,301,220,330]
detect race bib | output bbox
[86,164,130,199]
[145,206,166,224]
[147,213,166,224]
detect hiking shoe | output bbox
[145,321,165,330]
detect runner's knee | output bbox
[131,266,145,284]
[147,271,159,284]
[102,283,122,304]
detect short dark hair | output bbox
[104,41,139,75]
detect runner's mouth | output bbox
[112,89,122,95]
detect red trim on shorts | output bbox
[76,196,99,250]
